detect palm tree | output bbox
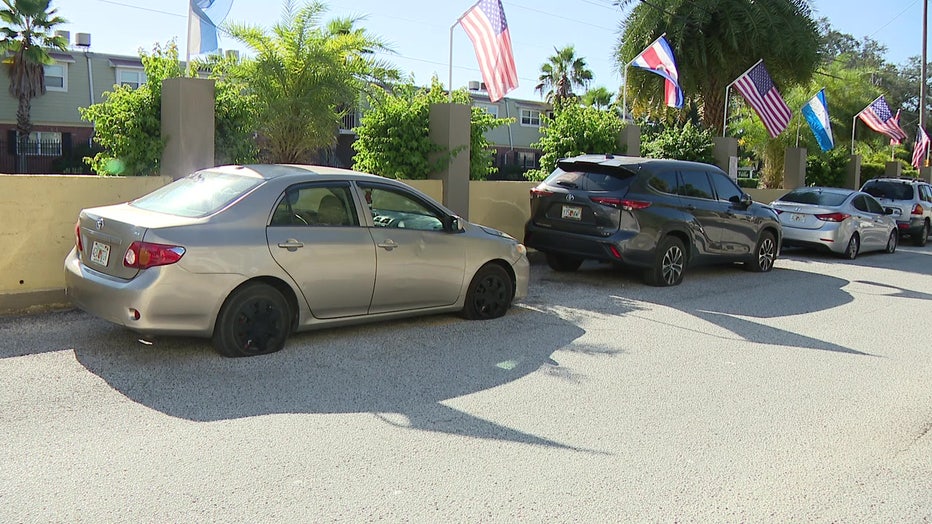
[224,0,398,163]
[535,45,593,105]
[581,86,614,110]
[0,0,67,171]
[615,0,820,135]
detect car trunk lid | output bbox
[530,165,636,236]
[772,202,841,230]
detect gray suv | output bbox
[860,177,932,246]
[524,155,782,286]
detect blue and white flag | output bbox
[801,88,834,152]
[188,0,234,56]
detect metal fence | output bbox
[0,138,89,174]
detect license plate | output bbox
[790,213,805,222]
[91,241,111,266]
[561,205,582,220]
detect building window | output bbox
[520,109,541,127]
[475,103,499,118]
[17,132,63,156]
[517,151,538,169]
[117,68,147,89]
[44,63,67,92]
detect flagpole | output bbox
[448,23,455,101]
[186,1,193,66]
[851,114,858,155]
[724,59,763,137]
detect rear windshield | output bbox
[778,189,848,207]
[546,165,636,192]
[862,181,915,200]
[131,171,263,218]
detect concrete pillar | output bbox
[920,166,932,183]
[783,147,807,189]
[161,78,215,180]
[620,125,640,156]
[846,155,862,190]
[429,103,470,219]
[713,137,738,177]
[885,161,903,178]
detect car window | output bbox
[852,195,869,212]
[921,184,932,202]
[862,180,914,200]
[708,171,743,202]
[131,170,263,218]
[864,195,885,214]
[678,171,715,200]
[360,184,444,231]
[270,184,358,227]
[647,171,679,194]
[779,189,849,206]
[546,167,635,192]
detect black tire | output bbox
[914,221,929,247]
[462,264,514,320]
[545,252,583,272]
[885,229,898,254]
[842,233,860,260]
[644,236,686,287]
[745,231,777,272]
[212,283,291,357]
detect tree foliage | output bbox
[352,79,512,180]
[525,102,624,181]
[223,0,399,163]
[535,45,593,104]
[615,0,820,135]
[641,121,714,163]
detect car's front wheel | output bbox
[212,283,291,357]
[462,264,513,320]
[644,236,686,286]
[885,229,898,253]
[745,231,777,272]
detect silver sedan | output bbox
[64,165,529,357]
[771,187,898,259]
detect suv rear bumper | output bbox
[524,224,653,268]
[896,217,927,237]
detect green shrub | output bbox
[641,121,715,164]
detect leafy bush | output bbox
[737,177,759,188]
[806,148,849,187]
[859,162,886,181]
[641,121,715,164]
[525,102,624,181]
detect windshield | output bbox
[778,189,849,207]
[131,171,263,218]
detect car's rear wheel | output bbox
[842,233,860,260]
[462,264,513,320]
[745,231,776,272]
[545,252,583,272]
[885,229,898,254]
[644,236,686,286]
[914,221,929,246]
[213,283,291,357]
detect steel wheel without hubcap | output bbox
[462,264,513,320]
[843,233,860,260]
[645,236,686,286]
[213,283,291,357]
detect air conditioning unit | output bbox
[468,81,481,91]
[55,30,70,45]
[225,50,240,60]
[75,32,91,48]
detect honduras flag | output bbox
[188,0,234,56]
[802,89,834,152]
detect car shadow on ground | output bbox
[780,245,932,276]
[528,259,869,356]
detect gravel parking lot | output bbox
[2,247,931,522]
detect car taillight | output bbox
[530,187,553,198]
[74,221,83,252]
[774,209,784,214]
[590,196,651,211]
[912,204,923,215]
[815,212,850,222]
[123,241,185,269]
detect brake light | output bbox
[912,204,923,215]
[590,196,651,210]
[123,241,185,269]
[815,212,850,222]
[774,209,784,215]
[74,221,83,252]
[530,187,553,198]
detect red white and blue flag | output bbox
[913,126,930,169]
[731,60,792,138]
[460,0,519,102]
[890,109,903,145]
[630,35,683,108]
[858,96,907,142]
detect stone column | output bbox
[429,103,471,219]
[713,137,738,177]
[846,155,862,189]
[161,78,215,180]
[920,166,932,183]
[884,161,902,178]
[620,125,640,156]
[783,147,807,189]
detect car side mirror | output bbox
[884,207,896,215]
[443,215,463,232]
[730,193,753,208]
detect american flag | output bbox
[912,126,930,169]
[731,61,792,138]
[459,0,518,102]
[858,96,907,142]
[890,110,902,145]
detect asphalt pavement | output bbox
[1,245,931,522]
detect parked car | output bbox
[523,154,781,286]
[770,187,898,259]
[65,165,529,357]
[860,177,932,246]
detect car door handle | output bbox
[377,240,398,251]
[277,239,304,250]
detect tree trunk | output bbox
[16,94,32,173]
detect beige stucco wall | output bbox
[469,181,535,240]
